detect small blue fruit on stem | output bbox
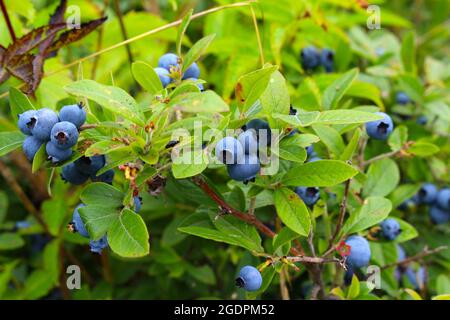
[320,48,334,73]
[415,183,437,204]
[46,141,72,163]
[61,163,89,185]
[23,136,43,161]
[365,112,394,140]
[18,110,38,135]
[215,137,244,165]
[154,67,171,88]
[429,205,449,224]
[380,218,401,240]
[158,53,180,71]
[90,235,109,254]
[396,92,410,105]
[59,103,86,128]
[134,196,142,213]
[227,154,260,182]
[300,46,321,71]
[236,266,262,292]
[238,130,258,155]
[92,169,115,185]
[70,204,89,238]
[182,62,200,79]
[31,108,59,141]
[50,121,79,149]
[436,188,450,211]
[75,155,106,176]
[295,186,320,206]
[345,235,371,269]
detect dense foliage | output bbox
[0,0,449,300]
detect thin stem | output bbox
[279,267,290,300]
[113,0,133,65]
[250,3,264,66]
[248,196,256,215]
[327,178,351,252]
[91,0,110,79]
[362,150,399,167]
[380,246,447,270]
[79,124,100,131]
[0,0,16,41]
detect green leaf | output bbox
[274,188,310,236]
[0,261,18,298]
[169,90,229,113]
[277,134,307,163]
[31,142,47,173]
[342,197,392,235]
[432,294,450,300]
[23,270,54,299]
[108,209,150,258]
[85,140,129,157]
[283,160,358,187]
[260,70,290,120]
[245,267,276,299]
[80,182,124,208]
[43,239,60,285]
[272,227,300,252]
[182,34,215,73]
[404,288,422,300]
[401,31,416,75]
[340,128,361,161]
[0,131,24,157]
[0,191,8,224]
[42,198,67,236]
[65,80,145,126]
[388,184,420,208]
[236,64,278,112]
[313,124,345,157]
[388,126,408,151]
[172,149,209,179]
[393,218,418,242]
[79,205,119,240]
[346,81,384,108]
[347,274,360,299]
[9,87,35,120]
[131,61,163,94]
[363,158,400,197]
[187,265,216,285]
[314,110,383,125]
[407,142,439,157]
[176,9,193,57]
[0,233,25,250]
[322,68,359,109]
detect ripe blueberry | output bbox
[320,48,334,73]
[396,92,410,105]
[70,204,89,238]
[235,266,262,292]
[46,141,72,163]
[61,163,89,185]
[227,154,260,182]
[92,169,115,184]
[215,137,244,165]
[398,198,415,211]
[59,103,86,128]
[182,62,200,79]
[22,136,43,161]
[397,244,406,261]
[158,53,180,72]
[365,112,394,140]
[415,183,438,205]
[154,67,171,88]
[416,116,427,125]
[134,196,142,213]
[18,110,38,135]
[429,205,449,224]
[50,121,79,150]
[15,220,32,229]
[305,144,315,157]
[90,235,108,254]
[30,108,59,141]
[295,186,320,206]
[345,235,371,269]
[245,119,272,147]
[436,188,450,211]
[238,130,258,155]
[75,155,106,176]
[300,46,321,71]
[380,218,401,240]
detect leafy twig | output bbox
[361,141,414,168]
[380,246,447,270]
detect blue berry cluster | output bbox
[365,112,394,140]
[154,53,203,90]
[61,155,114,185]
[215,119,271,183]
[19,104,86,163]
[343,235,371,284]
[300,46,335,73]
[400,184,449,224]
[235,265,262,292]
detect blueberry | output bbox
[92,169,115,184]
[182,62,200,79]
[50,121,79,150]
[416,116,427,125]
[245,119,272,147]
[436,188,450,211]
[305,144,314,157]
[30,108,59,141]
[46,141,72,163]
[227,154,260,182]
[61,163,89,185]
[235,266,262,292]
[158,53,180,72]
[22,136,44,161]
[300,46,321,71]
[404,267,419,289]
[75,155,106,176]
[415,183,438,205]
[215,137,244,165]
[320,48,334,73]
[397,245,406,261]
[59,104,86,128]
[295,186,320,206]
[186,77,204,91]
[238,130,258,155]
[345,235,371,269]
[134,196,142,213]
[70,204,89,238]
[396,92,410,105]
[430,205,449,224]
[344,267,354,285]
[89,235,108,254]
[365,112,394,140]
[398,198,415,211]
[18,110,38,135]
[154,67,171,88]
[15,220,31,229]
[380,218,401,240]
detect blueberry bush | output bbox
[0,0,449,300]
